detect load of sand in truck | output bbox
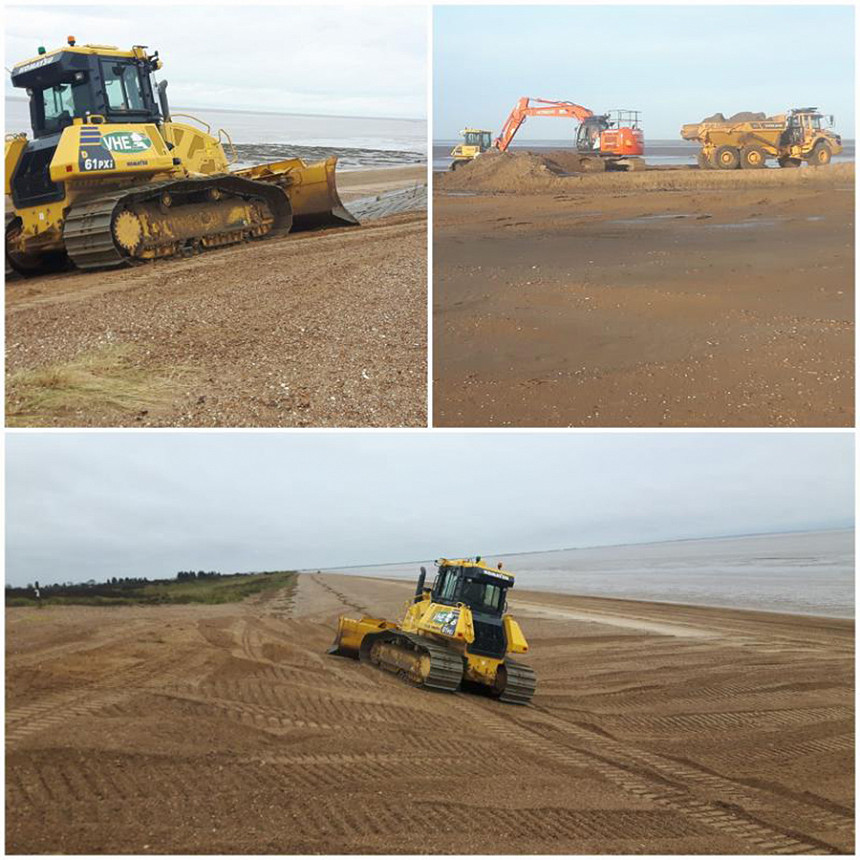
[681,107,842,170]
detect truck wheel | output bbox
[740,145,767,169]
[714,146,740,170]
[778,156,801,169]
[696,150,714,170]
[808,142,832,166]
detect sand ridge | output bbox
[6,574,854,854]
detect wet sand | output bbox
[433,163,854,427]
[6,573,854,854]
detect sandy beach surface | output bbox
[433,158,853,427]
[6,573,853,854]
[6,166,426,428]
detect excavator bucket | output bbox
[233,155,358,230]
[327,615,399,658]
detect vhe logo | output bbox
[101,131,152,153]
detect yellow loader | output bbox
[328,557,537,704]
[5,38,357,276]
[449,128,492,170]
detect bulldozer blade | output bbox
[233,155,358,231]
[326,615,399,658]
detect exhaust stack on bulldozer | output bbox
[328,558,537,705]
[5,39,357,276]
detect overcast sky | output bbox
[434,5,855,139]
[5,432,853,586]
[5,5,426,119]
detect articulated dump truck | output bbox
[681,108,842,170]
[328,558,537,704]
[5,39,357,276]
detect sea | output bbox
[5,97,427,171]
[432,138,856,172]
[319,529,855,619]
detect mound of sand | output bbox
[438,151,852,196]
[438,149,604,193]
[701,111,770,123]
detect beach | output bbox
[6,165,427,428]
[433,160,854,427]
[6,572,854,854]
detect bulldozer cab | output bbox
[9,44,163,211]
[461,129,492,151]
[11,43,162,139]
[431,560,512,616]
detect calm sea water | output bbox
[320,530,855,618]
[432,138,855,172]
[5,98,426,170]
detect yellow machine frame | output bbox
[6,40,355,274]
[328,557,535,702]
[450,128,493,169]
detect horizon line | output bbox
[308,524,854,573]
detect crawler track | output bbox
[62,176,292,271]
[498,658,537,704]
[360,630,464,692]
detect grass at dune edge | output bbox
[6,571,298,607]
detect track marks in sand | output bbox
[309,573,368,614]
[448,697,849,854]
[603,705,853,735]
[6,653,191,748]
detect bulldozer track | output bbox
[62,176,291,271]
[360,630,464,693]
[499,657,537,704]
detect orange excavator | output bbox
[494,97,646,171]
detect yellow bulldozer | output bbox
[449,128,493,170]
[327,557,537,704]
[5,38,357,276]
[681,107,842,170]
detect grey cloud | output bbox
[5,432,853,586]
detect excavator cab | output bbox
[576,115,610,152]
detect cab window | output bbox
[460,578,505,614]
[439,568,460,601]
[37,79,93,135]
[42,83,75,125]
[101,61,145,111]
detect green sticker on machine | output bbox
[101,131,152,153]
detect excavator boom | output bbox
[494,97,594,151]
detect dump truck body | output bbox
[328,558,537,704]
[681,108,842,170]
[5,40,356,276]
